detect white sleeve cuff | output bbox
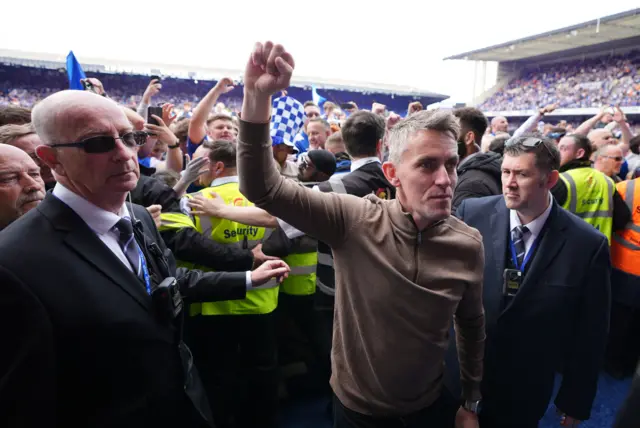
[245,271,252,289]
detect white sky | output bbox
[1,1,638,103]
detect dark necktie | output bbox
[113,217,142,278]
[510,225,529,268]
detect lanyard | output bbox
[508,233,542,271]
[137,245,152,295]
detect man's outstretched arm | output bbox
[237,41,365,249]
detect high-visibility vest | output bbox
[183,181,277,316]
[611,179,640,277]
[558,167,615,243]
[280,235,318,296]
[158,212,199,270]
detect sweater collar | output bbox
[387,198,448,238]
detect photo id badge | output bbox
[503,269,523,297]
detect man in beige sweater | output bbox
[237,41,485,428]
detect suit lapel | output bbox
[485,198,509,329]
[38,194,152,312]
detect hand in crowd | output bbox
[251,243,280,269]
[181,156,210,185]
[455,407,479,428]
[613,105,627,123]
[408,101,423,115]
[144,115,177,145]
[145,204,162,228]
[372,102,386,115]
[188,190,225,217]
[386,112,401,129]
[142,79,162,102]
[81,77,106,95]
[250,259,290,287]
[214,77,235,95]
[539,103,558,115]
[161,103,177,127]
[244,41,295,96]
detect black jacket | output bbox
[452,152,502,214]
[0,194,247,428]
[551,159,630,231]
[131,174,181,213]
[456,196,611,424]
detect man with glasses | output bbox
[0,90,290,428]
[594,144,625,182]
[457,135,611,428]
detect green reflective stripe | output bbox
[561,172,578,213]
[625,180,635,212]
[575,210,613,219]
[285,252,318,267]
[316,279,335,296]
[289,265,317,276]
[317,252,333,267]
[612,233,640,251]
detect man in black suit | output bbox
[0,90,289,428]
[456,135,611,427]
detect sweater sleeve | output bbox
[237,120,365,249]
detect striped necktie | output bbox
[113,217,142,278]
[511,225,529,268]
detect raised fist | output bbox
[244,41,295,96]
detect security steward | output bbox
[553,133,630,242]
[176,140,281,428]
[606,177,640,378]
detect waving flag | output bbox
[66,51,86,90]
[311,85,326,112]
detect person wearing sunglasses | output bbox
[457,135,611,428]
[0,90,291,428]
[594,144,625,183]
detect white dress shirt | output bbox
[53,183,135,272]
[509,192,553,259]
[350,156,381,173]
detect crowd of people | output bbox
[1,40,640,428]
[480,50,640,111]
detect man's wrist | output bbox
[241,90,272,123]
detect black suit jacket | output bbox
[0,193,247,428]
[455,195,611,422]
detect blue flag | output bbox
[311,85,326,112]
[66,51,86,90]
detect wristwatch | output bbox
[463,399,482,414]
[168,140,180,149]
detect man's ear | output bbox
[464,131,475,146]
[382,161,400,187]
[576,148,585,160]
[546,170,559,189]
[36,145,65,178]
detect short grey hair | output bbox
[387,110,460,164]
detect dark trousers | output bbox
[606,301,640,377]
[278,293,331,392]
[478,411,538,428]
[186,312,279,428]
[332,389,458,428]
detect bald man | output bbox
[588,128,615,151]
[0,90,289,428]
[0,144,45,230]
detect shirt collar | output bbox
[52,183,129,235]
[210,175,239,187]
[509,192,553,238]
[350,157,381,172]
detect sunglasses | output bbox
[50,131,148,154]
[602,155,623,162]
[506,136,554,158]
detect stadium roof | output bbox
[444,8,640,62]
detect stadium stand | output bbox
[447,8,640,121]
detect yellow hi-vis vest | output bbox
[558,167,615,243]
[611,178,640,277]
[185,181,278,316]
[280,235,318,296]
[158,211,199,270]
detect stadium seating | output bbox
[0,64,430,115]
[480,50,640,111]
